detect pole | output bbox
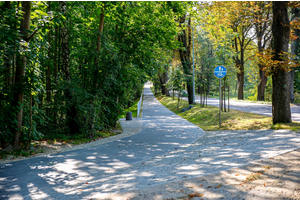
[192,26,195,104]
[219,78,221,127]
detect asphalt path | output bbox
[0,86,204,200]
[1,87,300,200]
[182,95,300,122]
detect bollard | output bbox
[126,112,132,120]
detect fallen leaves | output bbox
[264,165,271,169]
[188,193,203,197]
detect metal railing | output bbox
[137,90,144,117]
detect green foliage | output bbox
[118,99,140,118]
[0,1,186,149]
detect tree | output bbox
[290,5,300,103]
[168,66,185,109]
[0,1,187,150]
[229,2,256,100]
[11,1,32,150]
[253,2,272,101]
[158,65,171,96]
[271,1,291,124]
[198,1,254,100]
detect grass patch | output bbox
[118,99,139,118]
[154,91,300,132]
[245,172,263,182]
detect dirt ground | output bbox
[0,139,92,165]
[188,148,300,199]
[108,148,300,200]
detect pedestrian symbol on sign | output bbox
[214,66,227,79]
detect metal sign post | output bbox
[214,66,227,127]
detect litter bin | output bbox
[126,112,132,120]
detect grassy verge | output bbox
[118,99,139,118]
[154,92,300,132]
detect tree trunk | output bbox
[12,1,31,150]
[290,7,300,103]
[177,16,193,104]
[237,70,244,100]
[158,66,170,96]
[4,2,12,87]
[54,26,58,81]
[96,7,105,52]
[46,2,51,104]
[93,5,105,92]
[257,64,268,101]
[255,1,271,101]
[233,33,244,100]
[60,1,79,134]
[272,1,291,124]
[28,69,33,149]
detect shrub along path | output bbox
[1,85,300,200]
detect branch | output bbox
[26,17,54,42]
[244,38,252,48]
[244,54,256,63]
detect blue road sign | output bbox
[214,66,227,78]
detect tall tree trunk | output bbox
[233,32,244,100]
[177,16,193,104]
[27,68,33,149]
[257,64,268,101]
[235,52,244,100]
[60,1,79,134]
[96,7,105,52]
[272,1,291,124]
[256,33,267,101]
[290,7,300,103]
[12,1,31,150]
[255,1,271,101]
[93,5,105,92]
[3,2,12,87]
[158,66,170,96]
[54,26,58,81]
[46,2,51,104]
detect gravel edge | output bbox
[0,117,143,165]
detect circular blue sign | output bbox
[214,66,227,78]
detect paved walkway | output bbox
[1,86,300,200]
[0,86,204,199]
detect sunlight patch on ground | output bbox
[27,183,50,200]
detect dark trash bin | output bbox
[126,112,132,120]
